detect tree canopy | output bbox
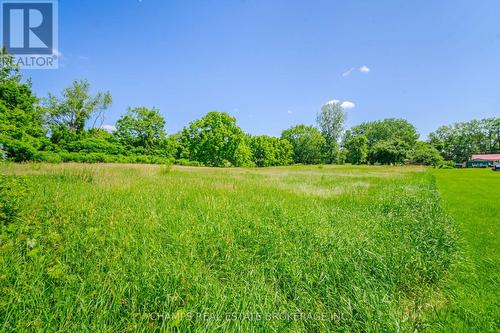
[250,135,294,167]
[429,118,500,162]
[343,119,419,164]
[179,111,253,167]
[0,50,46,161]
[44,79,112,139]
[281,125,326,165]
[0,51,496,167]
[316,101,346,163]
[115,107,166,153]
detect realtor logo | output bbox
[1,0,58,69]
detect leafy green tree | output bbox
[350,118,419,147]
[0,49,46,161]
[316,101,346,163]
[115,107,167,153]
[370,139,410,165]
[281,125,326,164]
[410,141,443,166]
[344,133,368,164]
[179,111,253,167]
[347,118,418,164]
[250,135,294,167]
[429,118,500,162]
[44,79,112,139]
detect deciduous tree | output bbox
[44,79,112,139]
[179,111,253,167]
[281,125,326,164]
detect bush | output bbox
[34,151,63,163]
[437,160,455,169]
[410,142,443,166]
[64,138,126,155]
[0,138,38,162]
[175,158,204,167]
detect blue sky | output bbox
[26,0,500,138]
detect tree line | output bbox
[1,52,498,167]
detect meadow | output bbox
[0,163,485,332]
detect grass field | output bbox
[0,163,491,332]
[428,169,499,332]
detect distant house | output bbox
[466,154,500,168]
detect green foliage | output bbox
[0,144,6,160]
[436,160,455,169]
[43,79,112,137]
[0,49,496,169]
[0,137,38,162]
[0,175,27,226]
[179,111,253,167]
[345,119,419,164]
[0,50,45,161]
[64,137,126,155]
[350,118,419,148]
[335,148,348,164]
[316,101,346,163]
[281,125,326,164]
[114,107,167,153]
[370,139,410,165]
[344,134,368,164]
[429,118,500,162]
[410,141,444,166]
[249,135,294,167]
[55,152,174,164]
[33,151,63,163]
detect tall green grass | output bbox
[0,164,456,332]
[428,169,499,332]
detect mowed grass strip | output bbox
[1,164,456,332]
[429,169,499,332]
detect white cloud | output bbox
[101,124,116,132]
[287,110,293,114]
[325,99,340,106]
[340,101,356,109]
[342,68,354,77]
[324,99,355,109]
[78,55,89,61]
[359,65,370,73]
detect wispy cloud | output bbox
[359,65,370,73]
[287,110,293,114]
[78,55,89,61]
[342,68,354,77]
[342,65,371,77]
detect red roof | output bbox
[471,154,500,161]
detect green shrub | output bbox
[437,160,455,169]
[175,158,203,167]
[64,138,126,155]
[0,138,38,162]
[34,151,63,163]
